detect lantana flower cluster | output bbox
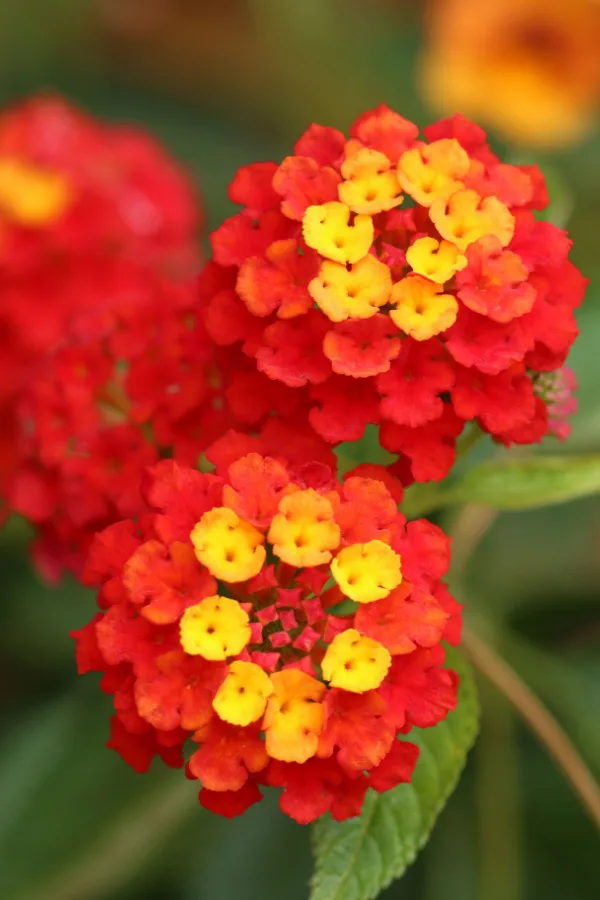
[203,105,585,485]
[0,94,200,528]
[72,450,461,822]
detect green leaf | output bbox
[309,646,479,900]
[443,453,600,511]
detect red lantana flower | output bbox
[72,451,461,824]
[200,105,586,484]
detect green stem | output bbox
[400,482,445,519]
[455,424,486,461]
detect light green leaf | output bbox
[310,646,479,900]
[443,454,600,511]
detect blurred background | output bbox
[0,1,599,898]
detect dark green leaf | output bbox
[310,646,479,900]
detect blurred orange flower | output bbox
[420,0,600,148]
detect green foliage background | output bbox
[0,2,598,898]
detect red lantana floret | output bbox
[72,451,461,824]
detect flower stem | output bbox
[462,627,600,833]
[455,423,485,461]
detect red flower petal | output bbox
[378,338,455,427]
[142,460,223,544]
[355,583,448,655]
[256,311,331,387]
[190,720,269,791]
[317,688,395,772]
[228,161,279,216]
[323,316,401,378]
[309,375,380,443]
[273,156,341,221]
[369,739,420,793]
[350,104,419,164]
[294,124,346,168]
[199,779,263,818]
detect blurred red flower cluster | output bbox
[0,95,201,570]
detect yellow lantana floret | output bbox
[0,157,72,226]
[180,595,251,661]
[308,254,392,323]
[390,274,458,341]
[302,200,374,264]
[322,628,391,692]
[213,660,274,726]
[191,507,265,582]
[268,489,341,567]
[263,669,325,763]
[429,188,515,252]
[406,236,467,284]
[338,147,403,215]
[331,540,402,604]
[397,138,470,207]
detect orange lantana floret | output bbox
[302,201,374,264]
[406,236,467,284]
[268,488,341,567]
[263,669,326,763]
[308,254,392,322]
[338,147,403,215]
[390,275,459,341]
[321,628,391,692]
[430,188,515,251]
[331,539,402,603]
[213,660,274,726]
[191,507,266,582]
[397,138,470,206]
[180,595,251,660]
